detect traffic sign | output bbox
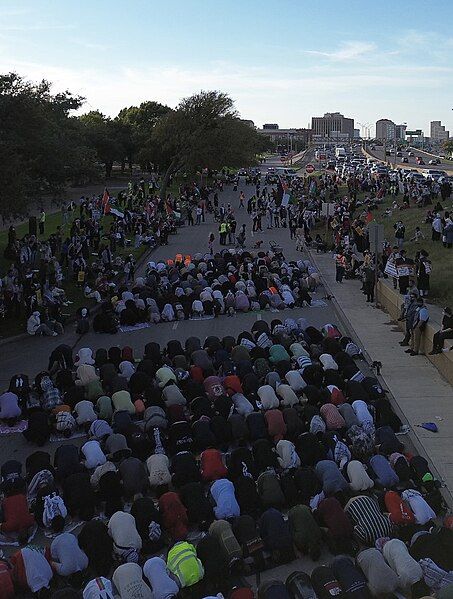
[405,130,422,136]
[305,164,315,173]
[321,202,334,217]
[368,222,384,254]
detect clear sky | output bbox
[1,0,452,135]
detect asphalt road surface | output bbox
[366,145,453,172]
[0,156,346,583]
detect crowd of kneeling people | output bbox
[0,316,452,599]
[89,251,319,333]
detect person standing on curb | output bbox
[399,291,419,347]
[39,210,46,235]
[363,265,375,303]
[406,297,429,356]
[208,233,215,255]
[335,250,346,283]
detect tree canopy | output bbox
[0,73,267,216]
[0,73,95,217]
[152,90,263,197]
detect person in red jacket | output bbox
[385,490,415,526]
[0,561,14,599]
[158,491,188,541]
[0,493,35,539]
[200,448,227,482]
[264,409,287,443]
[223,375,243,396]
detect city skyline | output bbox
[1,0,452,135]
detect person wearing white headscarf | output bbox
[143,557,179,599]
[161,304,175,322]
[119,361,136,382]
[346,460,374,492]
[75,364,99,387]
[276,384,299,407]
[147,454,171,488]
[280,285,295,307]
[212,289,224,312]
[276,440,301,470]
[191,300,204,318]
[108,511,142,562]
[77,348,95,365]
[200,288,213,303]
[351,400,374,427]
[319,354,338,371]
[257,385,279,410]
[147,298,161,323]
[285,370,306,392]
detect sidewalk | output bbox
[308,249,453,501]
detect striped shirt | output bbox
[344,495,393,546]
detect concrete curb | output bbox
[306,245,453,509]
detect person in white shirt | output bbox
[81,440,106,469]
[108,511,142,562]
[51,531,89,576]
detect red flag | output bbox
[101,189,110,215]
[366,211,373,223]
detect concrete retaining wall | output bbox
[377,280,453,385]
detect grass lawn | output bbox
[0,198,148,338]
[370,195,453,306]
[311,183,453,307]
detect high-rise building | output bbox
[256,126,312,151]
[375,119,407,141]
[311,112,354,140]
[430,121,449,142]
[376,119,396,141]
[395,124,407,140]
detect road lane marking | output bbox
[256,313,262,320]
[172,322,178,330]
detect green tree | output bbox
[116,101,171,171]
[0,72,92,219]
[152,90,262,197]
[79,110,124,178]
[443,139,453,156]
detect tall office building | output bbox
[430,121,449,142]
[376,119,407,141]
[311,112,354,140]
[376,119,396,141]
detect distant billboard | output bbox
[405,130,422,136]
